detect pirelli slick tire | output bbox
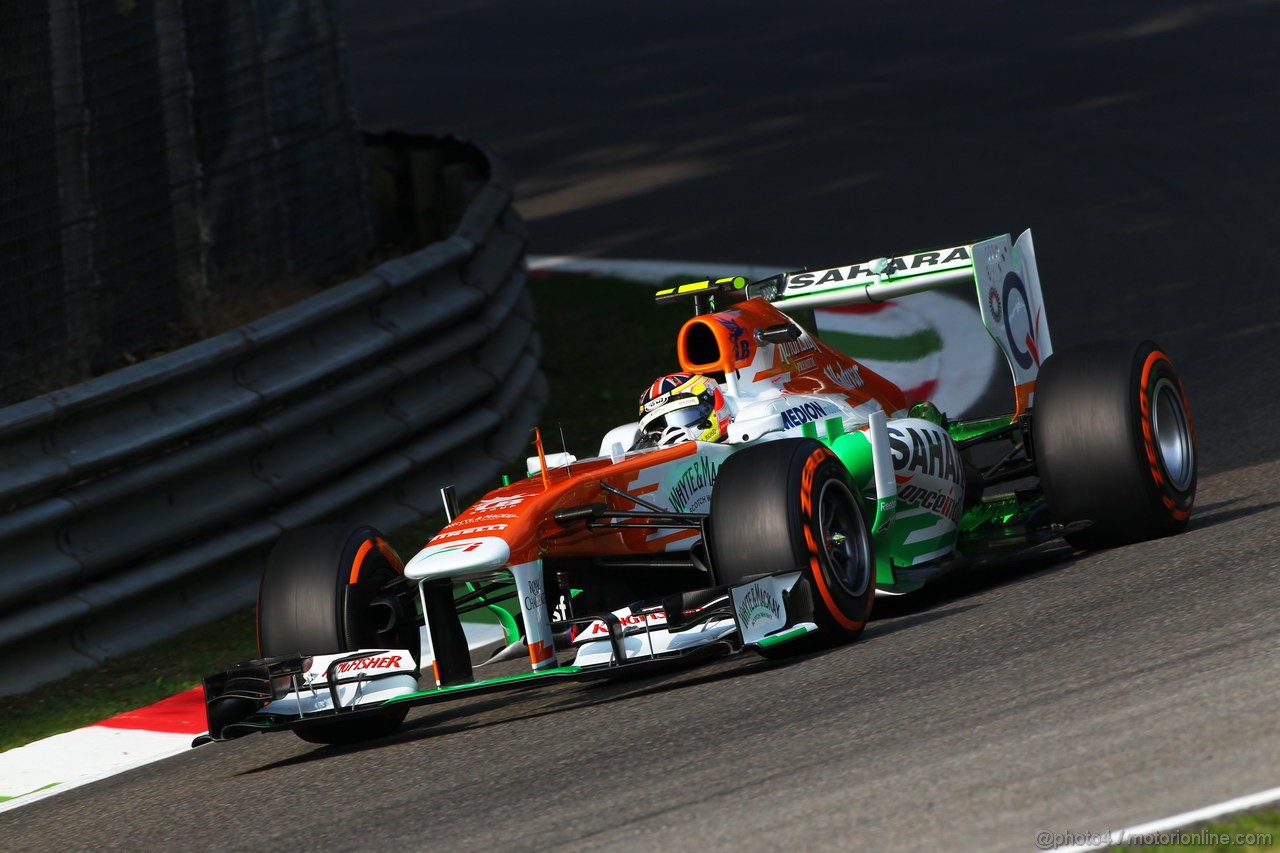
[1033,340,1196,549]
[257,525,418,745]
[710,438,874,655]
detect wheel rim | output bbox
[817,478,872,597]
[1151,377,1194,491]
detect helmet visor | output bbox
[640,398,714,435]
[653,401,713,431]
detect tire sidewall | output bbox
[258,525,416,664]
[256,525,415,745]
[791,446,873,637]
[338,529,417,657]
[1134,350,1196,522]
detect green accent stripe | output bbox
[486,604,520,645]
[756,625,816,648]
[389,666,584,702]
[890,507,958,563]
[0,782,60,802]
[948,415,1014,443]
[819,328,943,362]
[460,581,520,646]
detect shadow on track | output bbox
[1185,497,1280,532]
[234,536,1115,776]
[870,541,1079,622]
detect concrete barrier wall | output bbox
[0,143,543,696]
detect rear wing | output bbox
[765,229,1054,415]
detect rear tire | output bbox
[710,439,874,654]
[1033,341,1196,549]
[257,525,418,745]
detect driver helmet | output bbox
[638,373,729,447]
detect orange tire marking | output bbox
[800,449,863,632]
[1138,350,1194,522]
[375,537,404,573]
[349,538,375,584]
[808,553,862,631]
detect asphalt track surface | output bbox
[9,3,1279,851]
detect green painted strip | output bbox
[486,603,520,645]
[459,581,521,645]
[889,507,959,564]
[756,625,815,648]
[388,666,584,703]
[0,782,60,802]
[948,415,1013,443]
[819,328,943,362]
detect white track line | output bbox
[0,727,196,815]
[1048,785,1280,852]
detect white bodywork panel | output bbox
[972,230,1053,407]
[259,650,418,716]
[406,535,510,581]
[730,572,801,645]
[573,604,739,667]
[598,422,640,456]
[729,390,881,444]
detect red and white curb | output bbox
[528,255,999,418]
[0,620,508,814]
[0,687,207,814]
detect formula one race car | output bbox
[198,230,1197,746]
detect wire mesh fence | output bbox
[0,0,373,406]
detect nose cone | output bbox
[405,536,511,581]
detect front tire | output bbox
[1033,340,1196,549]
[710,439,874,653]
[257,525,419,744]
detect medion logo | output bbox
[781,401,828,429]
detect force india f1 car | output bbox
[198,229,1197,746]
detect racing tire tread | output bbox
[1033,340,1196,549]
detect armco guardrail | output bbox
[0,141,544,696]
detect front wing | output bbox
[196,572,819,744]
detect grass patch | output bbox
[1,272,679,751]
[0,608,258,753]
